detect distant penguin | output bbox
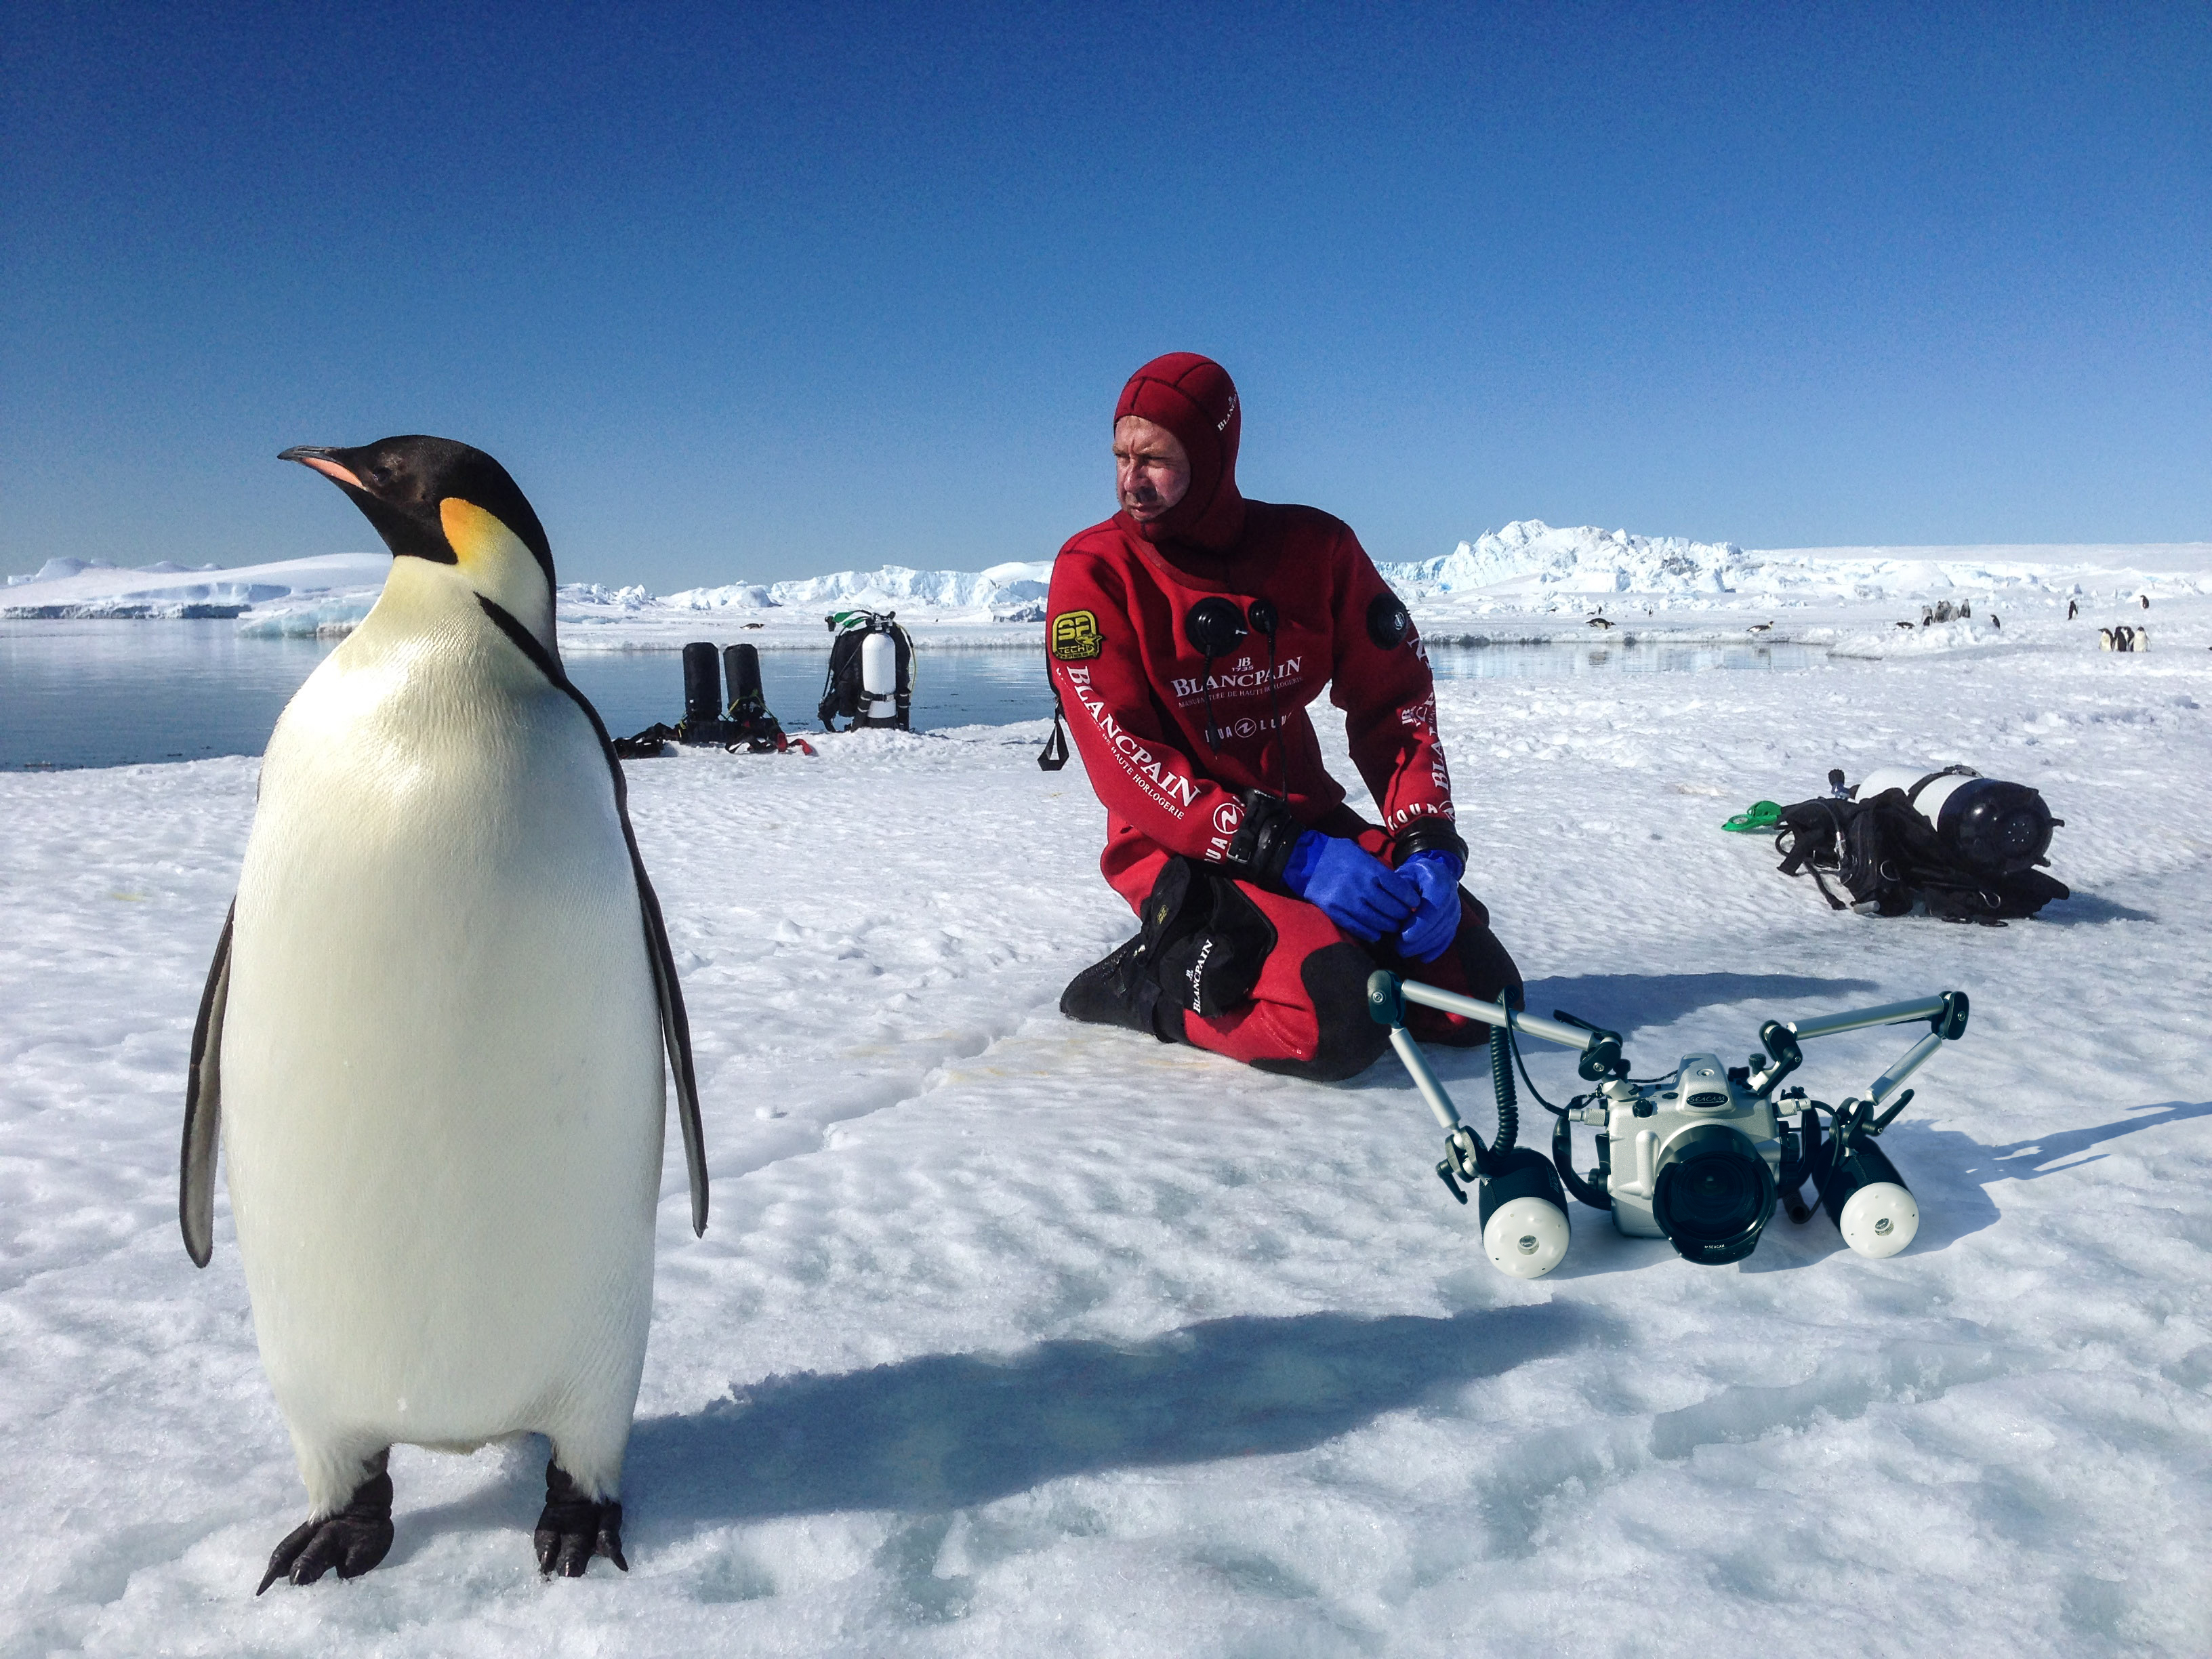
[180,436,708,1590]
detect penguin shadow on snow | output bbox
[377,1441,552,1569]
[614,1302,1603,1533]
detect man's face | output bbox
[1114,416,1190,522]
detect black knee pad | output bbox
[1151,859,1278,1020]
[1252,941,1393,1082]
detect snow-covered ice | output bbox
[9,525,2206,654]
[1,554,392,626]
[3,607,2209,1653]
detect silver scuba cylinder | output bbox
[860,632,899,724]
[1853,765,2058,874]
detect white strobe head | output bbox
[1839,1181,1919,1258]
[1483,1195,1570,1279]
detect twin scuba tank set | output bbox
[613,640,809,757]
[613,609,918,757]
[1368,972,1970,1278]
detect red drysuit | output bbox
[1050,353,1519,1078]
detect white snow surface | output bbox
[3,638,2209,1655]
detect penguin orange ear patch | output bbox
[438,498,523,571]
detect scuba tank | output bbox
[819,610,915,731]
[861,633,899,724]
[1768,764,2067,921]
[1852,765,2059,874]
[681,642,722,730]
[720,642,798,752]
[724,642,762,714]
[613,640,807,756]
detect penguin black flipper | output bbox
[180,901,234,1267]
[476,596,710,1235]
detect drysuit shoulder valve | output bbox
[1183,596,1249,659]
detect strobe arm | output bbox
[1370,972,1580,1277]
[1385,977,1612,1055]
[1367,972,1611,1203]
[1368,971,1626,1204]
[1763,989,1969,1129]
[1375,975,1626,1079]
[1784,991,1967,1044]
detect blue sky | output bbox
[4,1,2207,588]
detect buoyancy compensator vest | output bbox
[1772,764,2068,923]
[819,610,914,731]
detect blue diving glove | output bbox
[1395,850,1465,963]
[1282,830,1418,942]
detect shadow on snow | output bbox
[1525,970,1886,1037]
[623,1301,1600,1528]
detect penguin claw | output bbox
[533,1461,628,1578]
[255,1457,395,1593]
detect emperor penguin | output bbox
[180,436,708,1589]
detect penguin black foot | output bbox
[257,1450,395,1593]
[534,1460,628,1578]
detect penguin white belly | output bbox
[220,575,664,1506]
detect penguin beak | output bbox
[279,446,365,491]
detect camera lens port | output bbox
[1650,1124,1778,1265]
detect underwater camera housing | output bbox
[1590,1057,1780,1265]
[1368,975,1968,1277]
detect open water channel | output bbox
[0,620,1822,771]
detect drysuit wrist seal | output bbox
[1390,821,1468,869]
[1224,790,1302,889]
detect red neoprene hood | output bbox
[1115,352,1246,552]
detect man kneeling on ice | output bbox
[1050,352,1521,1078]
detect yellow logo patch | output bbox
[1050,610,1103,661]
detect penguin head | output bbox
[281,436,556,649]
